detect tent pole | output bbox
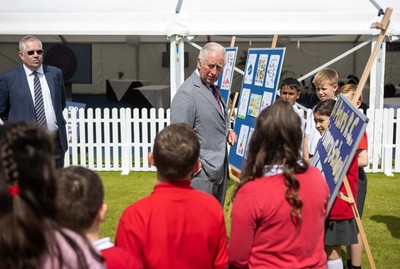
[170,35,185,101]
[368,36,386,112]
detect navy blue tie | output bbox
[33,71,47,128]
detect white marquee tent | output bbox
[1,0,400,109]
[1,0,399,36]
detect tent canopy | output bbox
[1,0,399,42]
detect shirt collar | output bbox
[153,180,191,192]
[92,237,114,251]
[263,165,283,176]
[23,64,44,77]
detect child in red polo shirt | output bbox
[313,99,359,269]
[115,123,228,269]
[338,84,369,269]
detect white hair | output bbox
[198,42,226,66]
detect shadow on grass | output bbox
[370,215,400,238]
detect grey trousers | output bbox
[191,172,227,207]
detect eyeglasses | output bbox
[24,50,44,56]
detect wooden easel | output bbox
[226,8,393,267]
[339,176,376,269]
[337,8,393,269]
[226,166,241,218]
[228,36,238,121]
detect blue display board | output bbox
[215,47,238,105]
[66,101,86,144]
[228,48,286,171]
[311,94,368,213]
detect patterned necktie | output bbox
[211,84,221,112]
[33,71,47,128]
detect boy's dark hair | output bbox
[55,166,104,232]
[153,123,200,181]
[313,99,337,117]
[281,78,301,92]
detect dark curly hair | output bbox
[0,122,102,268]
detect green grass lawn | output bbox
[99,172,400,268]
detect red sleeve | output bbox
[213,212,229,269]
[358,132,368,150]
[115,206,144,264]
[228,189,258,269]
[101,246,144,269]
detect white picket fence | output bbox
[64,107,169,175]
[64,107,400,175]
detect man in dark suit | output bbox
[171,42,237,206]
[0,35,68,168]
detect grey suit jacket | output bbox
[0,64,68,152]
[171,71,229,185]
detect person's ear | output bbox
[98,203,108,223]
[356,99,362,108]
[148,152,155,166]
[191,160,202,175]
[296,91,301,100]
[197,58,202,70]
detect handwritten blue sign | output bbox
[311,94,368,213]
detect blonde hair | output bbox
[312,68,338,87]
[338,84,362,102]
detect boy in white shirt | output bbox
[303,68,339,163]
[280,78,306,134]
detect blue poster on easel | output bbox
[228,48,286,171]
[215,47,238,105]
[311,94,367,213]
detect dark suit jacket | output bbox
[171,71,230,185]
[0,64,68,152]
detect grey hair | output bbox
[19,35,42,52]
[198,42,226,66]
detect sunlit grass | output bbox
[98,172,400,268]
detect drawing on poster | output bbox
[247,93,262,118]
[236,124,250,157]
[244,54,257,84]
[254,54,268,86]
[244,127,254,159]
[261,91,273,110]
[265,54,281,88]
[221,50,235,90]
[238,88,251,119]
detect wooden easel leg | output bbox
[226,167,241,219]
[341,9,393,267]
[342,177,376,269]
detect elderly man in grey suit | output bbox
[171,42,237,206]
[0,35,68,169]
